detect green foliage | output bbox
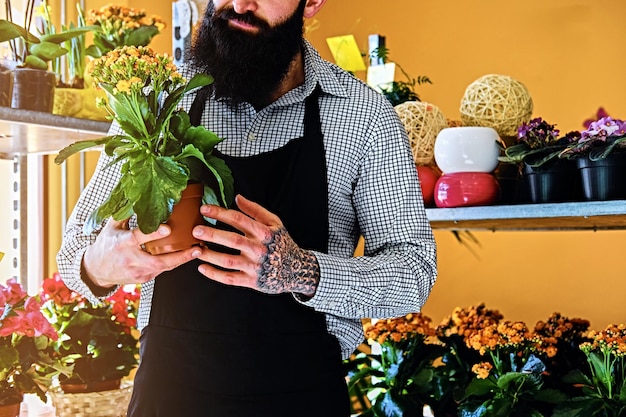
[55,47,234,234]
[344,308,623,417]
[370,46,432,106]
[0,19,98,71]
[41,276,140,386]
[346,336,447,417]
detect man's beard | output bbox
[189,1,306,108]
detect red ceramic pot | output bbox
[434,172,500,208]
[416,165,440,207]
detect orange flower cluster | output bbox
[436,303,503,339]
[533,312,590,358]
[364,313,436,345]
[89,46,183,97]
[87,4,166,36]
[467,320,539,355]
[581,324,626,357]
[471,361,493,379]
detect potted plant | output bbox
[498,117,581,203]
[0,0,98,112]
[54,45,234,254]
[40,273,139,391]
[370,45,432,106]
[344,313,446,417]
[40,273,139,416]
[559,116,626,200]
[553,324,626,417]
[43,3,166,120]
[85,4,167,58]
[0,275,70,416]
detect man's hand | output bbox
[192,195,320,297]
[83,219,201,289]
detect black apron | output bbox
[127,87,350,417]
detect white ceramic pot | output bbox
[434,126,500,173]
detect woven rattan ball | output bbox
[459,74,533,137]
[395,101,448,165]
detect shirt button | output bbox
[247,132,256,141]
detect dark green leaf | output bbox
[587,352,612,394]
[533,388,570,404]
[462,376,498,400]
[552,397,604,417]
[125,25,160,47]
[127,156,188,233]
[55,136,112,164]
[206,154,234,207]
[562,369,593,386]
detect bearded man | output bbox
[56,1,437,416]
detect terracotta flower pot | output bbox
[0,401,20,417]
[144,183,206,255]
[60,378,122,394]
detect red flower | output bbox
[0,295,58,340]
[40,272,82,306]
[2,278,27,305]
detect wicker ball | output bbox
[459,74,533,137]
[395,101,448,165]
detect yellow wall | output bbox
[305,0,626,330]
[46,1,626,330]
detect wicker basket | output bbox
[49,381,133,417]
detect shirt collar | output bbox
[301,39,350,99]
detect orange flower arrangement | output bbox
[86,4,166,57]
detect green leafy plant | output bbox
[344,305,610,417]
[553,324,626,417]
[40,273,139,388]
[458,319,568,417]
[0,276,70,405]
[345,314,446,417]
[37,0,89,88]
[370,46,432,106]
[0,0,98,71]
[54,45,234,234]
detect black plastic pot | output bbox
[523,158,580,203]
[11,68,56,112]
[576,153,626,201]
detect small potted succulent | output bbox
[54,46,234,254]
[499,117,580,203]
[559,116,626,200]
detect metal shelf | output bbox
[0,109,110,289]
[426,200,626,231]
[0,107,110,159]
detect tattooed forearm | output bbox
[257,228,320,296]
